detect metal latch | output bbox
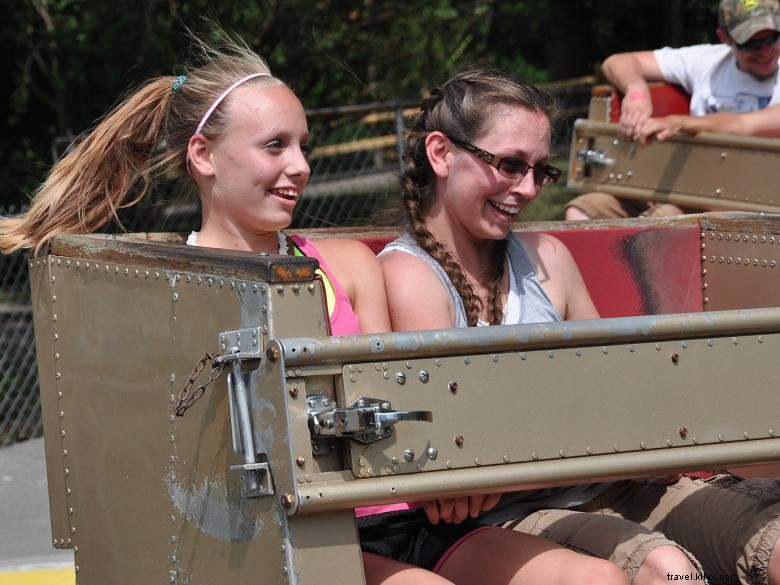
[576,148,615,167]
[308,395,432,444]
[219,327,273,498]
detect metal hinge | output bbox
[307,395,432,444]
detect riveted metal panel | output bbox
[34,251,308,585]
[261,285,365,584]
[341,334,779,479]
[166,270,293,585]
[568,120,780,213]
[28,257,73,548]
[700,229,780,311]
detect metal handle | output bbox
[308,395,433,444]
[372,409,433,427]
[577,148,615,167]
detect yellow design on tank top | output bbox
[293,244,336,316]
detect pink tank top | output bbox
[290,236,412,518]
[289,235,361,336]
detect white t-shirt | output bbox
[654,43,780,115]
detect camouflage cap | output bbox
[719,0,780,44]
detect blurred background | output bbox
[1,0,721,447]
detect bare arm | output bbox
[379,251,454,331]
[315,239,391,334]
[601,51,665,141]
[637,105,780,144]
[519,233,599,321]
[380,250,498,523]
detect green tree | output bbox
[0,0,719,206]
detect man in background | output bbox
[566,0,780,220]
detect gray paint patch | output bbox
[167,472,263,542]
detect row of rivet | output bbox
[377,424,777,475]
[274,283,318,294]
[169,279,180,569]
[47,263,76,550]
[31,258,284,295]
[169,364,178,569]
[606,171,634,182]
[702,255,776,267]
[703,232,779,244]
[374,342,719,386]
[358,335,764,394]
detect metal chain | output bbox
[175,353,225,416]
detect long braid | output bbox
[401,104,486,326]
[403,190,483,326]
[485,238,508,325]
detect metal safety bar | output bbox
[274,308,780,367]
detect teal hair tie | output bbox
[172,75,187,93]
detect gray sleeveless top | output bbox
[381,232,561,327]
[380,232,609,524]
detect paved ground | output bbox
[0,437,73,571]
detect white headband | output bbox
[194,72,271,135]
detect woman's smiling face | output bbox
[441,104,552,242]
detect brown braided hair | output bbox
[0,32,283,255]
[401,69,560,326]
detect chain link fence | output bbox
[0,80,593,446]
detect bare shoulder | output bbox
[309,237,380,277]
[515,232,598,320]
[379,249,448,297]
[379,250,454,331]
[516,232,576,270]
[311,237,377,262]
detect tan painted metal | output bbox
[29,237,346,585]
[700,232,780,311]
[28,215,780,584]
[568,119,780,213]
[587,94,612,122]
[29,258,73,548]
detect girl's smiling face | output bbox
[201,84,311,242]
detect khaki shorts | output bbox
[566,192,696,219]
[504,505,703,582]
[506,475,780,585]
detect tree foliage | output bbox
[1,0,719,205]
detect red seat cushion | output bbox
[362,225,703,318]
[605,83,691,122]
[551,226,703,317]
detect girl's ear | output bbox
[187,134,215,177]
[424,131,452,178]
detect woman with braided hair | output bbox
[381,72,596,330]
[376,69,706,585]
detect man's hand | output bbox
[619,89,654,141]
[423,493,501,524]
[636,115,690,145]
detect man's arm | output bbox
[637,105,780,144]
[601,51,666,141]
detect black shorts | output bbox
[357,508,483,571]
